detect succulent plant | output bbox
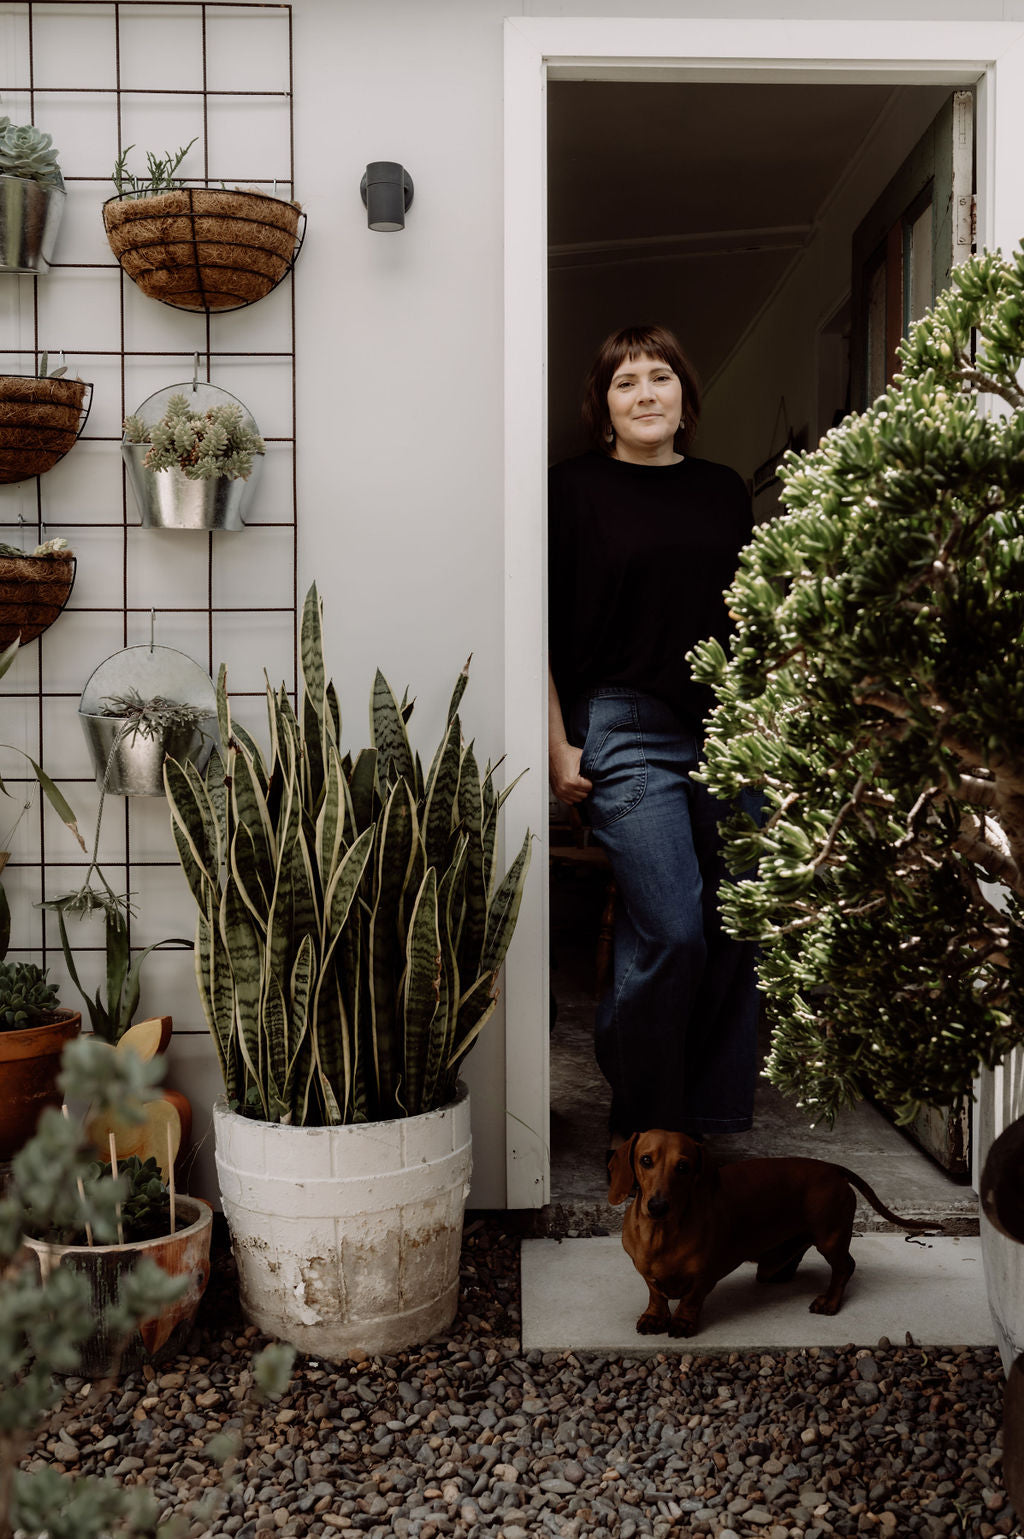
[0,116,63,189]
[123,392,265,482]
[0,536,72,558]
[0,961,61,1030]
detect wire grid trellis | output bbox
[0,0,298,979]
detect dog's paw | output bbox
[635,1313,668,1335]
[809,1294,841,1315]
[668,1315,699,1338]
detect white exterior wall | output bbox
[3,0,1024,1210]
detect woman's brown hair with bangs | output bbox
[581,324,702,454]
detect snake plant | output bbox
[165,585,531,1125]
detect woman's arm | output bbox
[548,661,593,806]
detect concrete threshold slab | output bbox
[522,1234,995,1354]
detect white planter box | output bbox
[214,1085,473,1358]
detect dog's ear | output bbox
[692,1141,704,1177]
[607,1134,639,1204]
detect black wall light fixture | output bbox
[361,162,414,232]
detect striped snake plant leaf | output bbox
[262,978,289,1120]
[229,721,269,794]
[309,970,348,1121]
[165,756,220,912]
[401,867,441,1116]
[480,767,528,900]
[316,747,345,886]
[327,679,342,744]
[480,760,497,894]
[203,742,229,852]
[220,882,270,1118]
[300,584,331,808]
[282,932,315,1118]
[481,829,533,974]
[323,824,375,943]
[371,669,415,790]
[422,715,462,871]
[456,744,488,980]
[423,834,467,1109]
[368,781,417,1109]
[348,747,379,833]
[446,655,472,725]
[195,910,238,1099]
[215,662,232,760]
[448,984,500,1071]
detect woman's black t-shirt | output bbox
[548,450,752,725]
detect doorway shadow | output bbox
[546,858,980,1239]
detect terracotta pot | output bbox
[0,551,76,647]
[22,1194,213,1376]
[0,1010,82,1161]
[102,187,303,312]
[0,374,90,483]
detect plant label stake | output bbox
[64,1104,94,1246]
[108,1130,124,1245]
[167,1120,176,1233]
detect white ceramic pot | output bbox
[213,1085,472,1358]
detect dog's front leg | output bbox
[668,1278,707,1338]
[636,1279,671,1335]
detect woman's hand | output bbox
[549,740,593,806]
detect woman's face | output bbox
[605,353,684,464]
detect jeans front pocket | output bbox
[579,694,646,829]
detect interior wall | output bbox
[697,87,953,481]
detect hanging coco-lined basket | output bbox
[0,374,91,484]
[0,550,76,647]
[102,187,304,313]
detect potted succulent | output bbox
[7,1037,209,1385]
[80,685,215,794]
[0,115,66,274]
[102,139,304,312]
[0,960,81,1161]
[0,352,91,486]
[691,245,1024,1371]
[122,383,265,530]
[164,584,532,1356]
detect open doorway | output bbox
[544,78,978,1230]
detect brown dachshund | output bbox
[609,1129,935,1338]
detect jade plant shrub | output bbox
[165,583,532,1125]
[690,244,1024,1128]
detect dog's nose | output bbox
[647,1195,669,1219]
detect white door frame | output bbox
[501,16,1024,1208]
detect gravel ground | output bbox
[26,1216,1014,1539]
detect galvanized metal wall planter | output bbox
[0,173,66,274]
[122,381,264,531]
[79,644,217,797]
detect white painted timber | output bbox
[214,1087,473,1358]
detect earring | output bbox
[604,425,615,443]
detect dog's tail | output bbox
[836,1167,941,1234]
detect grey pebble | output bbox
[33,1227,1007,1539]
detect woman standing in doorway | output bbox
[548,324,758,1158]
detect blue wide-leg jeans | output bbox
[568,687,758,1138]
